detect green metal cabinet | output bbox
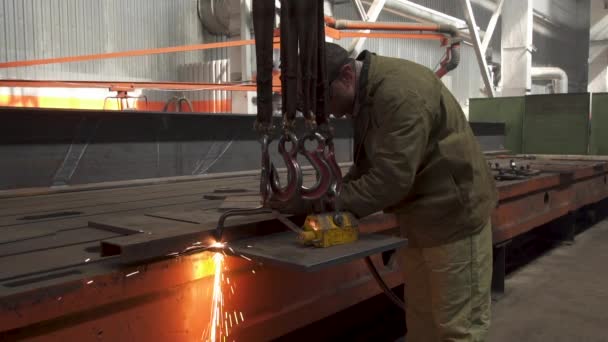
[522,94,589,155]
[470,94,592,155]
[469,97,524,153]
[590,93,608,155]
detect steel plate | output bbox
[229,231,407,272]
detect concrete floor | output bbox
[489,219,608,342]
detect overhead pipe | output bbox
[330,20,458,34]
[326,18,462,77]
[198,0,241,36]
[531,67,569,93]
[380,0,468,29]
[366,0,559,44]
[361,0,483,42]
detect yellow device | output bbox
[299,212,359,248]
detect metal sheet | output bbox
[469,96,524,153]
[522,93,590,155]
[590,93,608,155]
[230,231,407,272]
[469,121,505,151]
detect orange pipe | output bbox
[324,16,337,27]
[0,16,453,114]
[338,31,446,41]
[332,20,441,32]
[0,40,254,69]
[0,38,279,69]
[0,80,281,92]
[0,19,449,72]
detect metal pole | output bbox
[460,0,495,97]
[480,0,504,55]
[352,0,368,20]
[241,0,253,81]
[348,0,388,57]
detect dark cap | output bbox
[325,42,351,84]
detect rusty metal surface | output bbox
[1,155,608,341]
[490,157,608,243]
[0,251,402,341]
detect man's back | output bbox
[356,52,497,247]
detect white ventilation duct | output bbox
[361,0,482,41]
[531,67,569,93]
[198,0,243,36]
[380,0,468,29]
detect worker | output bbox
[325,43,498,341]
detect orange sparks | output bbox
[210,242,226,249]
[125,270,139,278]
[209,252,225,342]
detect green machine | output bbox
[470,93,605,156]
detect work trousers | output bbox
[400,220,493,342]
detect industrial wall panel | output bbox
[0,106,501,190]
[0,0,224,83]
[590,93,608,155]
[522,93,590,155]
[1,0,590,104]
[469,97,524,153]
[0,108,355,190]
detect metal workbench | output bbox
[1,155,608,340]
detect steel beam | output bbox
[351,0,368,20]
[480,0,504,56]
[460,0,495,97]
[348,0,388,57]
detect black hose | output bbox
[163,96,193,113]
[444,43,461,74]
[364,256,405,311]
[436,25,462,77]
[252,0,276,132]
